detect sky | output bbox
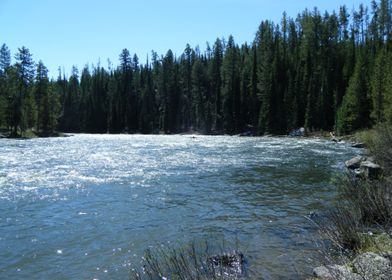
[0,0,372,78]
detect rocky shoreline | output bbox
[313,252,392,280]
[312,138,392,280]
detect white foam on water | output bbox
[0,134,359,203]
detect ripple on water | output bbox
[0,134,361,279]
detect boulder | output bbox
[345,156,365,169]
[207,251,245,276]
[381,251,392,260]
[352,252,392,280]
[313,265,361,280]
[352,142,366,148]
[288,127,305,137]
[239,131,253,137]
[366,156,376,163]
[360,161,382,179]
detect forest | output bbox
[1,0,392,136]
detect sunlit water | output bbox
[0,134,359,279]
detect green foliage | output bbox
[256,21,275,134]
[318,125,392,255]
[221,35,241,134]
[13,46,35,135]
[370,48,388,123]
[368,124,392,175]
[318,175,392,253]
[2,0,392,136]
[359,232,392,254]
[336,52,371,135]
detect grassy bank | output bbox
[314,124,392,279]
[131,242,244,280]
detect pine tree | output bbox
[256,21,275,134]
[336,51,371,134]
[210,38,223,133]
[0,44,11,128]
[14,46,35,135]
[59,66,80,132]
[34,61,49,133]
[179,44,195,131]
[119,49,132,132]
[383,51,392,123]
[139,65,156,133]
[160,50,180,133]
[191,57,208,132]
[89,65,109,132]
[48,81,61,133]
[370,47,388,123]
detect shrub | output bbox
[131,242,245,280]
[368,124,392,175]
[316,173,392,256]
[337,175,392,227]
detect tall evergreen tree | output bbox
[13,46,35,135]
[0,44,11,127]
[59,66,80,132]
[256,21,275,134]
[2,0,392,137]
[139,64,156,133]
[337,51,371,134]
[210,38,224,133]
[119,48,133,132]
[34,61,49,133]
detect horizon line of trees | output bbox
[1,0,392,136]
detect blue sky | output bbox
[0,0,371,78]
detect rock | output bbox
[239,131,253,137]
[381,251,392,261]
[366,156,375,163]
[332,137,342,143]
[345,156,365,169]
[352,142,366,148]
[352,252,392,280]
[308,211,319,220]
[360,161,382,179]
[288,127,305,137]
[207,251,245,276]
[313,265,361,280]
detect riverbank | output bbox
[312,124,392,280]
[0,128,69,139]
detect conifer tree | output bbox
[210,39,223,133]
[371,47,388,123]
[34,61,49,133]
[336,52,371,134]
[221,35,241,134]
[14,46,35,135]
[0,44,11,127]
[256,21,275,134]
[59,66,80,132]
[119,49,132,132]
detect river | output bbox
[0,134,359,279]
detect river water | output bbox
[0,134,359,279]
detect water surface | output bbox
[0,134,359,279]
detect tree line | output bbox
[1,0,392,136]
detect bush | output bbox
[337,175,392,226]
[316,173,392,257]
[317,205,364,252]
[368,124,392,175]
[131,242,245,280]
